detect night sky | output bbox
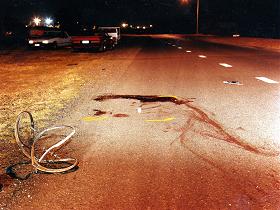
[0,0,279,37]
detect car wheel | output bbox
[99,44,106,52]
[53,42,58,49]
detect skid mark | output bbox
[94,94,279,157]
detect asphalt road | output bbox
[6,35,280,209]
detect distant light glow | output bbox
[33,17,41,26]
[186,50,192,53]
[198,55,207,58]
[180,0,190,5]
[121,23,128,28]
[45,18,53,25]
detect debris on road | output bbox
[137,107,142,113]
[14,111,78,174]
[223,81,243,85]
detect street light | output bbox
[121,23,128,28]
[45,18,53,26]
[180,0,200,34]
[196,0,200,34]
[33,17,41,26]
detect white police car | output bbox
[28,30,71,49]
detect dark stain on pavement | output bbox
[95,94,194,104]
[93,109,109,116]
[94,94,279,157]
[66,63,78,66]
[113,114,129,118]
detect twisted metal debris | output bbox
[15,111,78,173]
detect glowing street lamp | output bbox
[121,23,128,28]
[45,18,53,26]
[33,17,41,26]
[180,0,189,4]
[180,0,200,34]
[196,0,200,34]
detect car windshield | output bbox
[99,29,116,33]
[30,31,61,38]
[72,30,104,36]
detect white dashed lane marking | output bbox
[219,63,233,68]
[186,50,192,53]
[178,47,183,49]
[198,55,207,58]
[255,77,279,84]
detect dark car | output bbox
[71,31,115,52]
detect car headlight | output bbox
[29,40,34,44]
[42,40,49,44]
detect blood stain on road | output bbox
[66,63,78,66]
[113,114,130,118]
[93,109,109,116]
[94,94,279,157]
[94,94,193,104]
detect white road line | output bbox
[178,47,183,49]
[198,55,207,58]
[186,50,192,53]
[219,63,233,68]
[255,77,279,84]
[172,44,176,47]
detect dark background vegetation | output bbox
[0,0,279,40]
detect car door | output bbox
[61,32,71,46]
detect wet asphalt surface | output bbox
[1,35,280,209]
